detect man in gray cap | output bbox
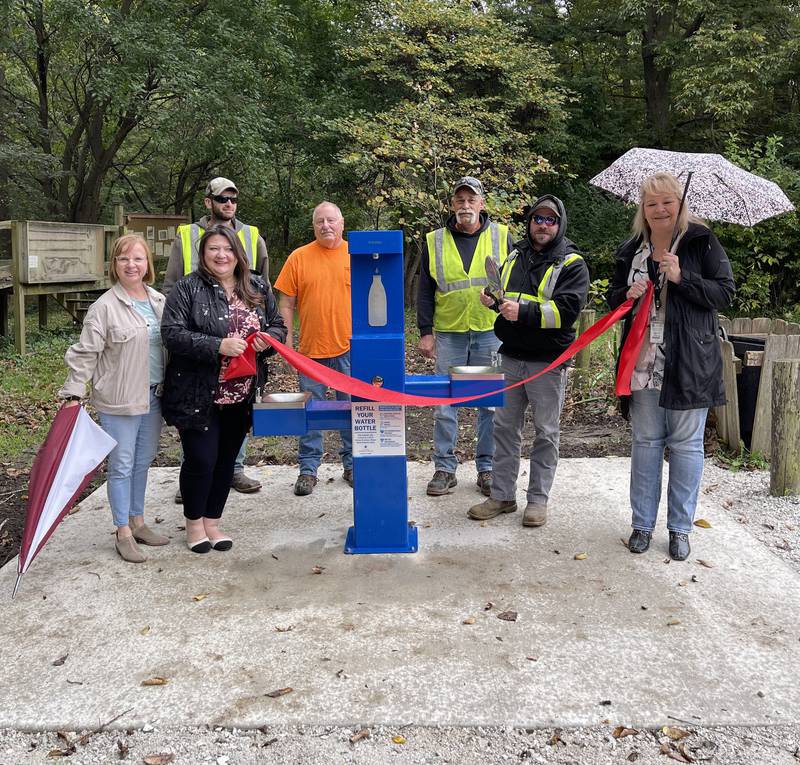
[416,176,514,498]
[468,194,589,527]
[164,176,269,498]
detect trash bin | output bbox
[728,334,766,449]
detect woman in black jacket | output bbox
[606,173,735,561]
[161,225,287,553]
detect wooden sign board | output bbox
[17,221,105,284]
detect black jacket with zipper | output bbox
[606,222,735,412]
[494,195,590,363]
[160,271,287,431]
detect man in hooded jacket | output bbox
[468,194,590,527]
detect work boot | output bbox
[669,531,691,561]
[231,471,261,493]
[342,468,354,487]
[294,474,318,496]
[628,529,652,554]
[476,471,492,497]
[174,488,182,505]
[522,503,547,527]
[426,470,457,496]
[468,498,517,521]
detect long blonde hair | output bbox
[631,172,705,244]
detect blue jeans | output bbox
[298,352,353,475]
[434,330,500,474]
[233,435,248,474]
[98,389,162,528]
[629,388,708,534]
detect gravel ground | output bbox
[2,462,799,765]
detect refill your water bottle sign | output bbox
[351,402,405,456]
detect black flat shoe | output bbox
[211,537,233,552]
[669,531,691,561]
[187,537,211,554]
[628,529,652,554]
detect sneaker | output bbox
[294,474,318,496]
[426,470,457,496]
[174,488,182,505]
[628,529,652,554]
[669,531,691,561]
[343,468,354,487]
[522,503,547,527]
[468,498,517,520]
[231,471,262,493]
[476,471,492,497]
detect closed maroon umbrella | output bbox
[13,405,116,598]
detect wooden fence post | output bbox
[575,308,595,371]
[770,359,800,496]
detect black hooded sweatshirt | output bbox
[494,194,590,363]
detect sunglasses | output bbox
[211,194,238,204]
[533,214,559,226]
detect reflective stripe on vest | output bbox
[177,223,259,275]
[427,223,508,333]
[501,252,583,329]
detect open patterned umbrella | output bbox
[589,147,795,226]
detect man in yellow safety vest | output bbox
[416,176,514,498]
[164,176,269,499]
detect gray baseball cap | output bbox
[205,177,239,197]
[451,176,484,197]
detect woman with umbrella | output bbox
[160,225,286,553]
[606,173,735,561]
[58,234,169,563]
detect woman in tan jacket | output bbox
[59,234,169,563]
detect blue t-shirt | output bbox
[133,299,164,386]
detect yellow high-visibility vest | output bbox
[501,251,584,329]
[177,223,259,274]
[427,222,509,332]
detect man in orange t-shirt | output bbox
[274,201,352,496]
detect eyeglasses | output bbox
[116,257,147,265]
[211,194,238,204]
[533,214,559,226]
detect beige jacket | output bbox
[59,283,166,415]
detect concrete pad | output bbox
[1,458,799,731]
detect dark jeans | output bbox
[179,402,251,521]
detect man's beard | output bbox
[456,210,477,225]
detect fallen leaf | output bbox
[483,601,495,611]
[350,728,369,743]
[627,752,640,762]
[497,610,518,622]
[271,554,279,560]
[666,619,682,626]
[140,626,151,636]
[311,565,325,574]
[141,677,168,686]
[154,517,164,524]
[662,726,691,740]
[548,730,565,746]
[613,726,639,738]
[693,519,712,529]
[462,617,475,625]
[691,575,699,583]
[265,687,293,698]
[526,656,538,662]
[678,581,688,587]
[262,738,278,747]
[274,626,294,633]
[192,593,208,602]
[480,521,487,527]
[46,749,72,758]
[599,699,612,706]
[678,742,696,762]
[392,735,406,744]
[696,559,714,568]
[52,655,68,667]
[336,669,349,679]
[116,738,129,758]
[143,755,175,765]
[574,552,588,560]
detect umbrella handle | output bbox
[670,171,693,249]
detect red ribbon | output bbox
[259,295,644,406]
[222,334,260,380]
[614,281,654,397]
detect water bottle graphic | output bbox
[368,270,387,327]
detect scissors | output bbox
[483,256,505,311]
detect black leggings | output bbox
[179,402,251,520]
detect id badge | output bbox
[649,320,665,345]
